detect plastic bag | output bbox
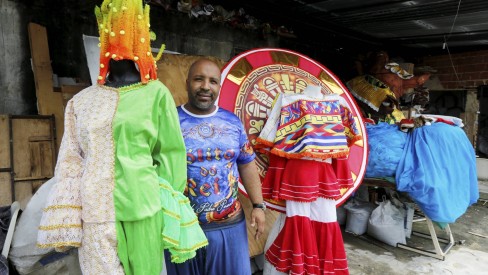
[336,205,347,226]
[365,123,407,178]
[387,190,415,238]
[343,198,376,235]
[367,199,406,246]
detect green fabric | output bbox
[112,80,187,221]
[435,221,449,229]
[115,178,208,275]
[111,80,206,272]
[159,178,208,263]
[116,211,163,275]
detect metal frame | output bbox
[396,216,455,260]
[361,178,455,260]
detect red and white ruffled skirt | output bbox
[262,155,353,202]
[265,199,349,275]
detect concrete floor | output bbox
[344,182,488,275]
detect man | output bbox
[164,59,266,275]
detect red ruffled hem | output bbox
[312,221,349,275]
[266,216,349,275]
[262,155,352,202]
[332,158,354,189]
[265,215,319,275]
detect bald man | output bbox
[164,59,265,275]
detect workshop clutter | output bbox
[340,189,415,247]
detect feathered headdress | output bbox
[95,0,165,84]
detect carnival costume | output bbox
[346,74,404,124]
[257,85,362,275]
[396,122,479,223]
[37,1,207,274]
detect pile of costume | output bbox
[37,1,207,274]
[347,51,431,125]
[363,117,478,224]
[347,51,478,225]
[346,74,404,124]
[256,85,362,275]
[395,117,479,223]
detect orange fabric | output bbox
[95,0,158,84]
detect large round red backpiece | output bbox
[218,48,368,213]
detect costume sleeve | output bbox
[153,86,187,193]
[155,86,208,262]
[338,98,362,146]
[255,93,283,149]
[37,99,83,251]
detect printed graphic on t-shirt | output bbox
[178,107,255,223]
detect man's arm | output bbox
[238,161,266,240]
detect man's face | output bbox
[186,60,221,115]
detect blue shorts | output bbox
[164,217,251,275]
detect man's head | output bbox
[185,59,221,115]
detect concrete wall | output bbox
[0,0,36,115]
[150,10,279,61]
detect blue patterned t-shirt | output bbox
[178,106,255,224]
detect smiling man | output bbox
[164,59,266,275]
[184,59,221,114]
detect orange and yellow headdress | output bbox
[95,0,164,84]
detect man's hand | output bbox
[250,208,266,240]
[238,161,266,240]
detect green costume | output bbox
[38,81,207,274]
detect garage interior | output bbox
[1,0,488,274]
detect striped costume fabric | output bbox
[257,86,360,274]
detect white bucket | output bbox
[477,157,488,180]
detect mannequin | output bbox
[105,59,141,88]
[37,1,207,274]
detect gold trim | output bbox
[318,71,343,95]
[43,205,82,211]
[162,209,181,219]
[159,183,172,190]
[227,58,253,85]
[270,51,299,66]
[163,236,180,246]
[351,172,357,181]
[179,199,190,204]
[170,240,209,252]
[99,80,154,93]
[39,224,82,230]
[180,219,198,227]
[37,241,81,248]
[354,139,364,147]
